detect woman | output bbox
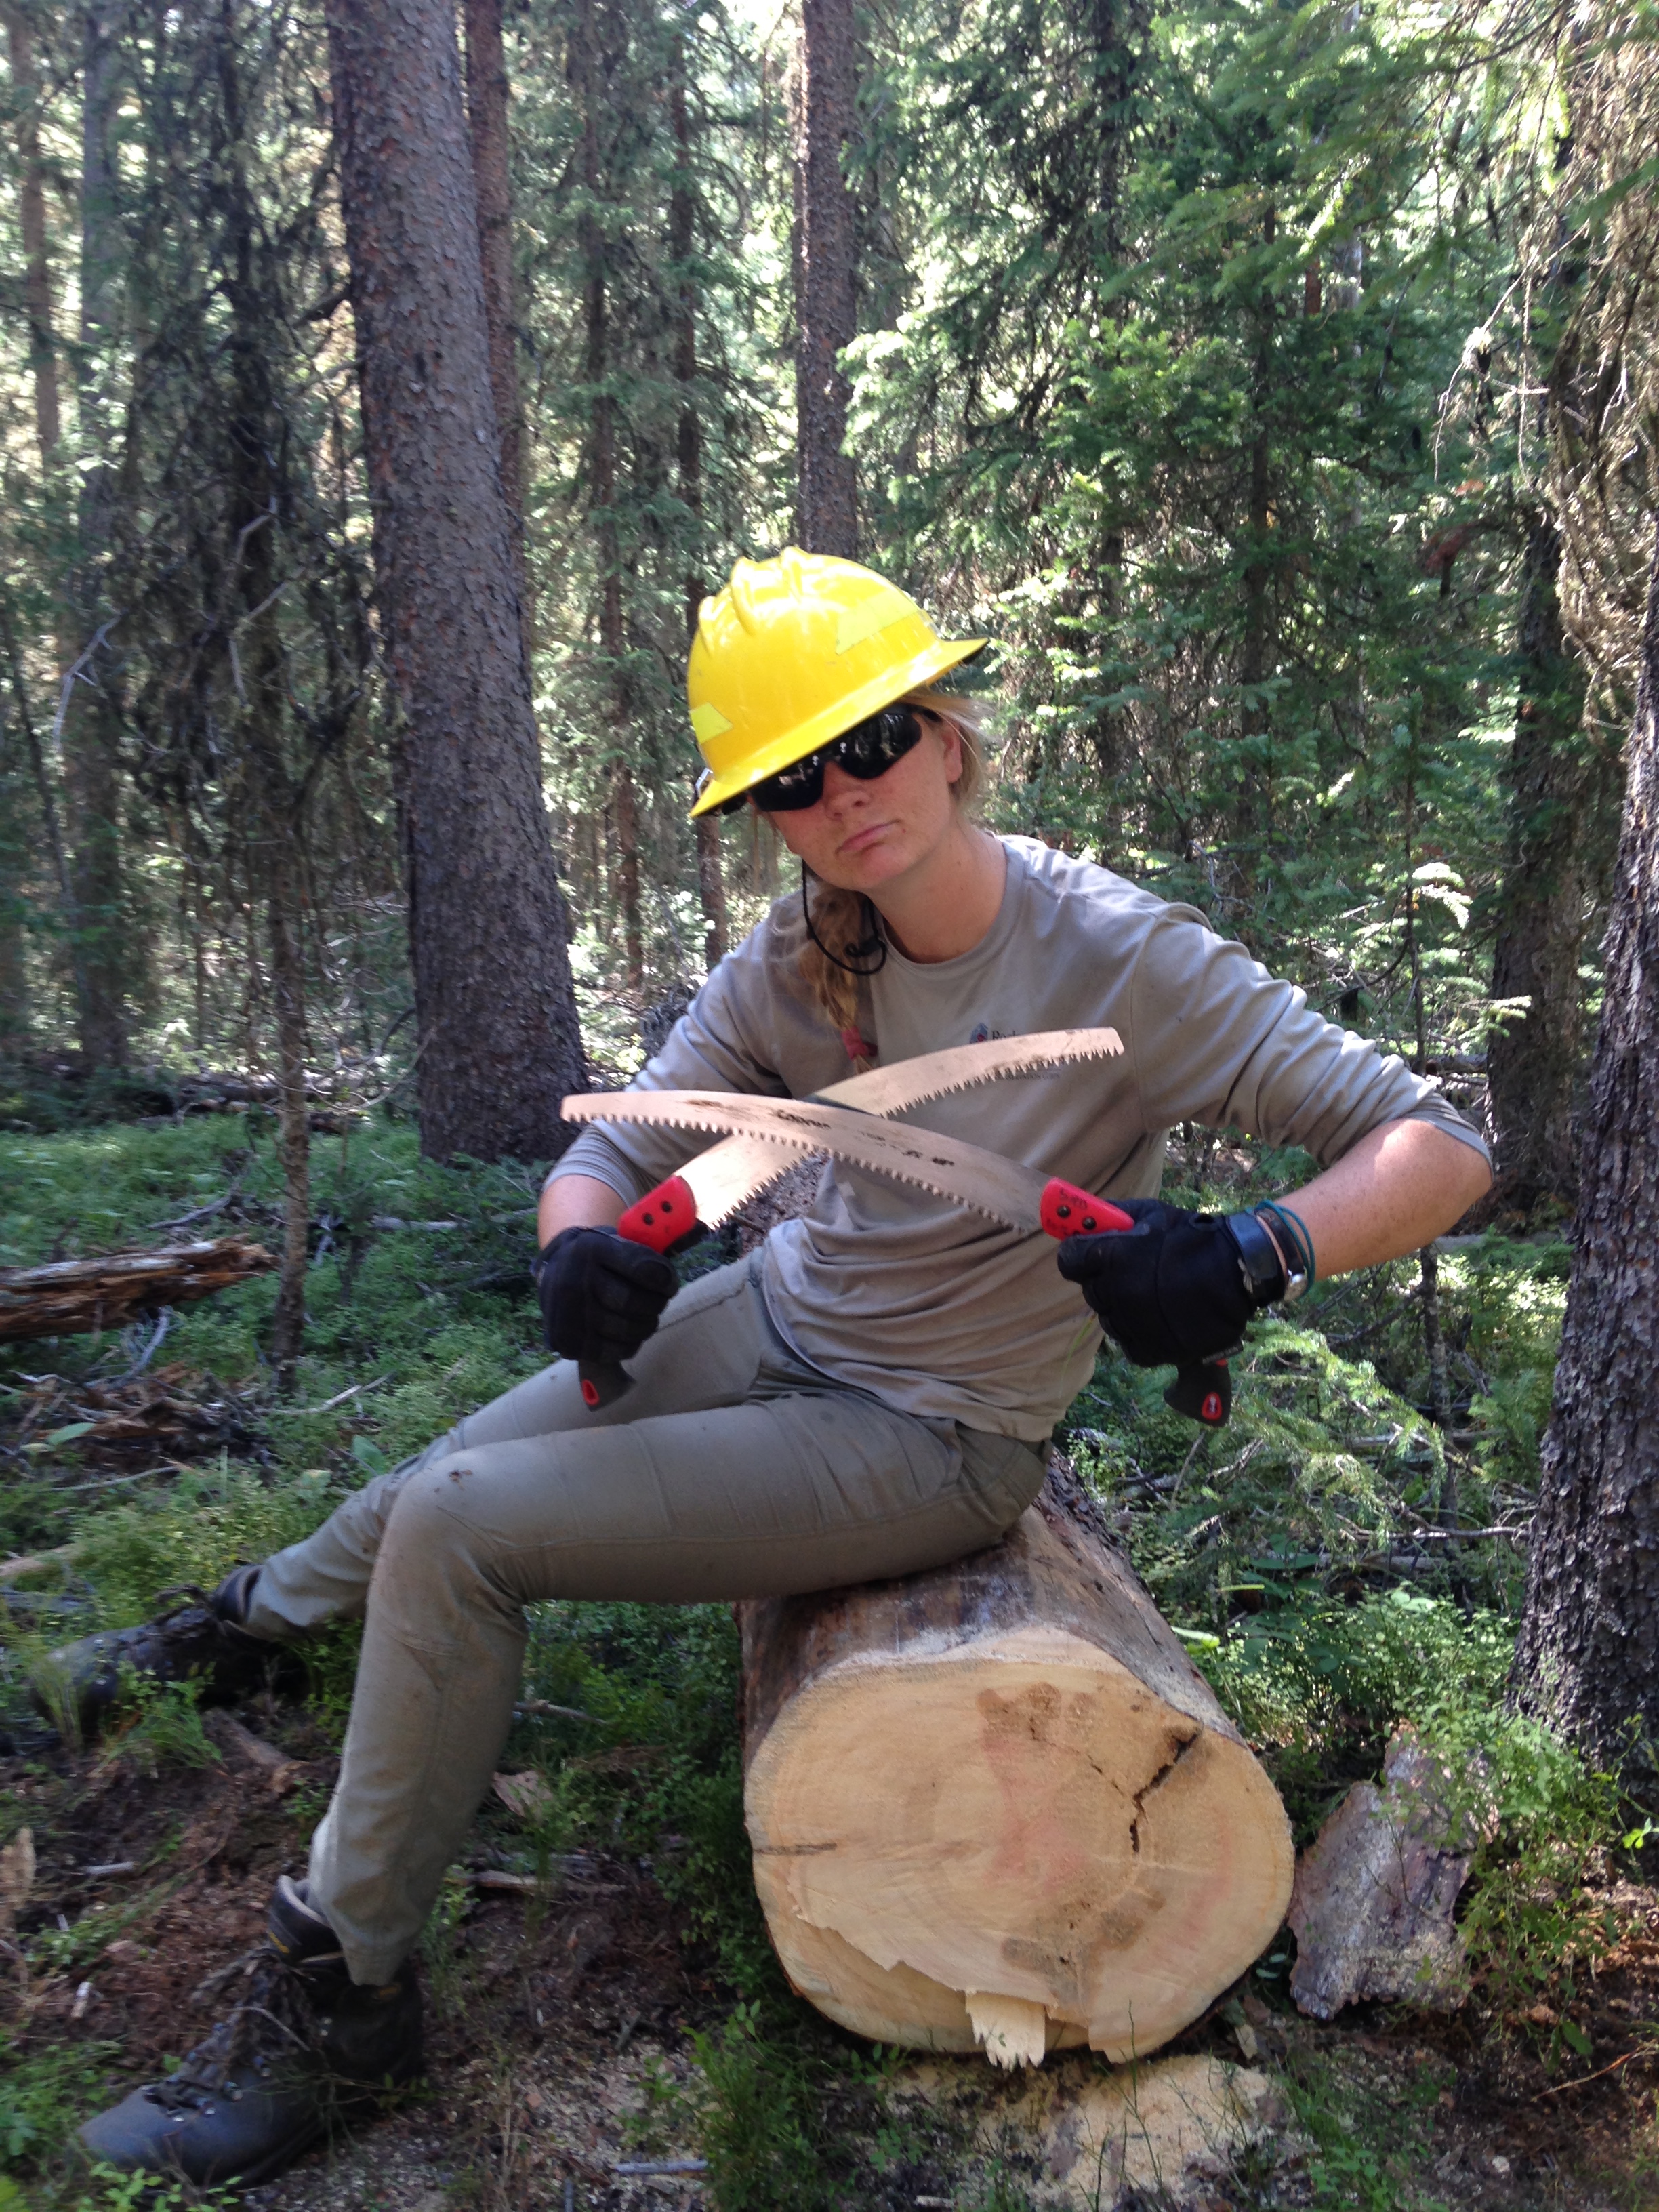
[74,548,1491,2187]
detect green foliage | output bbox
[1279,2049,1453,2212]
[98,1668,221,1779]
[0,2034,119,2173]
[69,2163,233,2212]
[691,2004,836,2212]
[511,1597,780,1999]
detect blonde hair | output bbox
[797,692,988,1061]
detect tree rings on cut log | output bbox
[739,1459,1292,2066]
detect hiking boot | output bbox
[77,1875,422,2188]
[30,1563,298,1740]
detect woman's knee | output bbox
[370,1454,527,1633]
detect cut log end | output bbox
[741,1460,1293,2067]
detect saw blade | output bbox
[811,1027,1121,1116]
[668,1132,815,1227]
[562,1090,1051,1232]
[637,1028,1124,1229]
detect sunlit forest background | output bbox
[1,0,1652,1164]
[6,2,1659,2202]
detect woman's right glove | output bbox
[535,1225,678,1366]
[1055,1197,1278,1366]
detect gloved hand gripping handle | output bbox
[1039,1182,1231,1428]
[581,1172,1231,1427]
[576,1178,699,1408]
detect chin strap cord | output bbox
[801,863,888,978]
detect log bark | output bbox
[324,0,584,1165]
[739,1460,1292,2066]
[0,1241,276,1343]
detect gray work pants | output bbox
[244,1256,1048,1984]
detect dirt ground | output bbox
[5,1697,1659,2211]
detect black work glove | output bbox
[535,1226,677,1366]
[1055,1198,1279,1368]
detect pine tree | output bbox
[325,0,585,1162]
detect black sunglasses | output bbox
[718,705,929,815]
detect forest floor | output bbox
[3,1097,1659,2210]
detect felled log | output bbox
[0,1240,276,1342]
[739,1458,1293,2066]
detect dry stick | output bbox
[266,1376,389,1418]
[1533,2047,1650,2098]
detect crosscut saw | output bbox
[560,1027,1232,1428]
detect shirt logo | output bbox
[969,1023,1014,1044]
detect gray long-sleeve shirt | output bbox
[550,838,1489,1441]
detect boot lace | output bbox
[144,1951,323,2111]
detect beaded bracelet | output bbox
[1256,1200,1317,1294]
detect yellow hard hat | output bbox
[687,547,985,817]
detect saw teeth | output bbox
[577,1105,1002,1214]
[892,1047,1118,1111]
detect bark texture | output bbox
[464,0,531,655]
[215,4,310,1378]
[739,1461,1292,2064]
[64,0,129,1071]
[325,0,583,1163]
[669,37,729,970]
[792,0,859,558]
[7,6,61,458]
[575,0,642,988]
[1485,512,1617,1216]
[1511,533,1659,1763]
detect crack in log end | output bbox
[1128,1726,1202,1858]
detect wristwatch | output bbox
[1223,1209,1307,1308]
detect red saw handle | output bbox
[583,1171,1231,1429]
[577,1176,702,1410]
[1039,1176,1231,1429]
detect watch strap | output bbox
[1223,1209,1289,1309]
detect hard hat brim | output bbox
[687,635,987,818]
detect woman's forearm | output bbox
[1272,1119,1492,1282]
[537,1172,628,1249]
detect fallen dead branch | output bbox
[0,1542,80,1585]
[0,1240,275,1343]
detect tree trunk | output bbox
[792,0,858,558]
[463,0,532,661]
[1484,512,1614,1217]
[1235,206,1275,870]
[576,0,642,990]
[668,38,729,972]
[325,0,584,1164]
[214,0,310,1383]
[739,1460,1293,2065]
[63,0,129,1071]
[1511,532,1659,1765]
[7,5,62,459]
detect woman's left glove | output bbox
[1056,1198,1284,1367]
[535,1226,678,1365]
